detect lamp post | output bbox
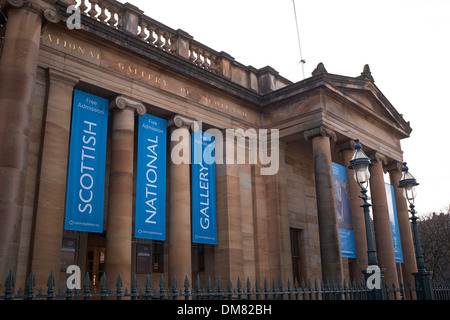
[398,162,434,300]
[348,139,384,300]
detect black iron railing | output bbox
[1,270,449,300]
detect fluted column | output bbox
[168,115,197,288]
[105,96,146,289]
[386,162,417,287]
[369,153,399,287]
[304,126,343,283]
[0,0,61,283]
[337,140,368,280]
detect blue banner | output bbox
[65,90,109,233]
[385,183,404,263]
[135,114,167,240]
[332,163,357,258]
[192,131,217,245]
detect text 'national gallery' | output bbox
[0,0,418,292]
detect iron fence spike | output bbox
[100,273,108,289]
[217,275,222,290]
[172,274,177,290]
[131,274,137,291]
[116,273,122,288]
[196,274,201,291]
[27,271,35,289]
[47,271,55,289]
[5,270,14,291]
[84,272,90,288]
[207,276,212,294]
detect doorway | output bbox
[86,233,106,293]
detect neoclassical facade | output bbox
[0,0,417,292]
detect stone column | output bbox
[369,153,399,287]
[105,96,146,289]
[338,140,369,280]
[251,162,270,280]
[386,162,417,287]
[214,130,244,283]
[167,115,197,288]
[30,69,79,289]
[265,141,292,283]
[0,1,60,283]
[304,126,343,283]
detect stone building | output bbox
[0,0,418,292]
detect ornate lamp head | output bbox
[398,162,419,204]
[348,139,372,189]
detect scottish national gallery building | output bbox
[0,0,417,292]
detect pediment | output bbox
[339,87,398,122]
[321,78,412,138]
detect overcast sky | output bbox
[121,0,450,215]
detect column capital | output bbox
[109,95,146,115]
[304,126,336,142]
[335,139,356,153]
[168,114,199,132]
[369,152,387,165]
[1,0,61,23]
[47,68,79,87]
[384,161,403,173]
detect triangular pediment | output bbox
[338,87,399,123]
[320,75,412,138]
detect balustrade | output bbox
[65,0,291,91]
[76,0,122,28]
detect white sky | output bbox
[122,0,450,215]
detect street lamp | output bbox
[348,139,378,266]
[348,139,384,299]
[398,162,434,300]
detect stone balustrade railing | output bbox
[60,0,291,93]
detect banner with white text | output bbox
[332,162,357,258]
[135,114,167,240]
[65,90,109,233]
[385,183,404,263]
[192,131,217,245]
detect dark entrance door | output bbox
[86,233,106,293]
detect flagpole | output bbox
[292,0,306,80]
